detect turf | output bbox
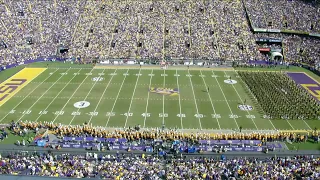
[0,62,319,131]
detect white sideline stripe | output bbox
[224,71,258,130]
[188,69,202,130]
[34,69,82,122]
[105,69,130,127]
[176,69,183,129]
[162,69,165,125]
[88,69,118,124]
[212,70,240,130]
[234,70,277,130]
[52,68,95,123]
[124,68,142,127]
[200,70,221,129]
[17,68,71,122]
[143,69,154,128]
[0,69,59,123]
[68,69,106,125]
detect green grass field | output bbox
[0,63,319,131]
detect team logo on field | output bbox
[224,79,237,84]
[238,104,253,111]
[149,87,179,96]
[92,77,104,81]
[74,101,90,108]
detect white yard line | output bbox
[87,69,117,124]
[105,69,130,127]
[124,68,142,127]
[187,69,202,130]
[16,68,71,123]
[52,68,95,123]
[0,69,59,123]
[234,70,277,130]
[68,69,106,125]
[200,70,221,129]
[223,71,258,130]
[34,69,82,122]
[162,69,165,125]
[212,70,239,130]
[176,69,183,129]
[143,69,154,128]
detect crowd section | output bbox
[0,0,318,67]
[244,0,319,33]
[0,152,319,179]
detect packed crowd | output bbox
[0,152,320,179]
[12,121,320,143]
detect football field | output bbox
[0,66,318,131]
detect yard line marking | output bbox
[52,68,95,123]
[0,69,58,123]
[200,70,221,129]
[224,71,258,129]
[105,69,130,127]
[16,68,71,123]
[124,68,142,127]
[88,69,117,124]
[162,69,165,125]
[143,69,154,128]
[212,70,239,130]
[176,69,183,129]
[234,70,276,130]
[188,69,202,129]
[34,69,82,122]
[69,69,106,125]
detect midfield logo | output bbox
[149,87,179,96]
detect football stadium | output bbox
[0,0,320,179]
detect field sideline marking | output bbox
[124,68,142,127]
[188,69,202,129]
[176,69,183,129]
[212,70,239,129]
[0,69,58,123]
[88,69,117,124]
[52,68,95,123]
[69,69,106,125]
[162,69,165,125]
[105,69,130,127]
[224,71,258,129]
[234,70,277,130]
[143,69,154,128]
[16,68,71,123]
[34,69,82,122]
[200,70,221,129]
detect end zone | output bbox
[0,68,46,107]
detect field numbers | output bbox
[211,75,219,77]
[159,113,168,117]
[246,115,256,119]
[199,75,206,77]
[71,112,81,116]
[109,73,117,76]
[141,113,150,117]
[22,110,32,115]
[186,74,193,77]
[60,73,67,75]
[148,74,154,76]
[177,113,186,118]
[194,114,204,118]
[161,74,168,76]
[106,112,115,116]
[211,114,221,118]
[88,112,98,116]
[39,110,48,115]
[224,75,230,78]
[86,73,92,75]
[174,74,180,77]
[263,115,271,119]
[54,111,64,115]
[124,112,133,117]
[123,73,129,76]
[135,74,142,76]
[229,114,239,119]
[98,73,105,75]
[73,73,80,75]
[9,110,16,114]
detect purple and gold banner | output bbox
[287,72,320,102]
